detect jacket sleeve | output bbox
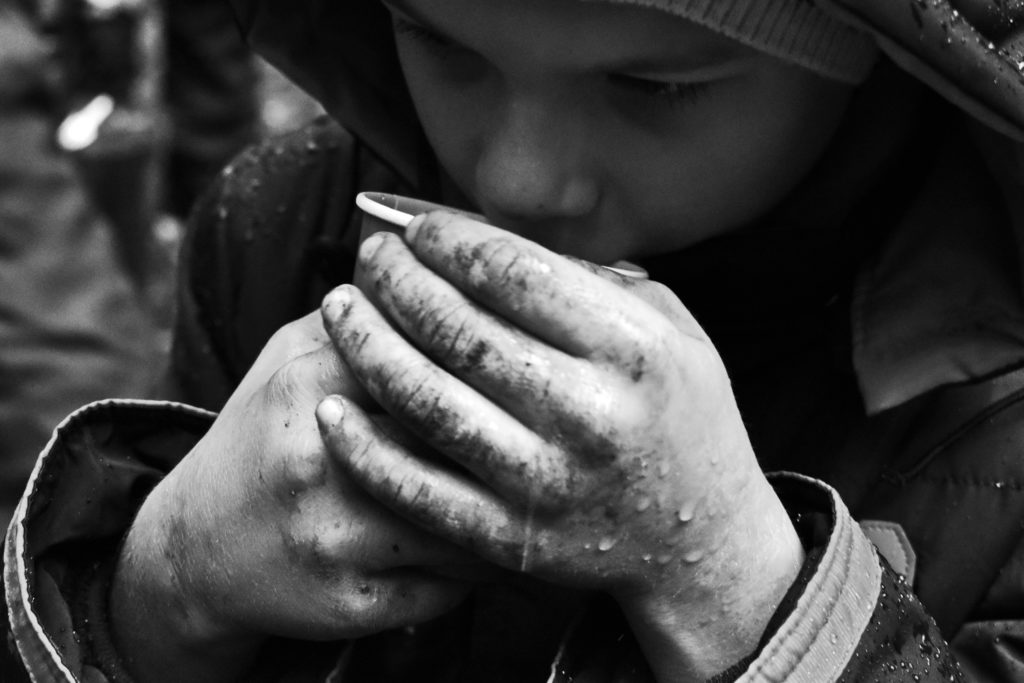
[728,473,1024,683]
[162,115,377,411]
[1,120,405,681]
[547,474,965,683]
[2,400,215,681]
[739,475,964,683]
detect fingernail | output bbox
[323,285,351,314]
[360,232,386,261]
[406,214,426,243]
[316,396,345,429]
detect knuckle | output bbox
[279,447,329,492]
[476,239,534,289]
[418,210,461,245]
[451,512,521,564]
[284,520,352,580]
[488,446,574,510]
[531,476,574,510]
[611,318,676,383]
[391,477,436,515]
[417,304,489,372]
[377,366,463,450]
[380,361,432,413]
[265,359,309,404]
[329,577,383,620]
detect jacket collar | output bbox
[853,121,1024,413]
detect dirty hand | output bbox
[318,213,805,681]
[109,310,476,683]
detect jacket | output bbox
[7,0,1024,680]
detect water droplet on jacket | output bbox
[656,553,673,565]
[598,536,618,552]
[642,553,653,563]
[683,550,703,563]
[635,496,652,512]
[657,462,671,477]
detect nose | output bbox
[473,95,599,222]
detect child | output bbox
[5,0,1024,681]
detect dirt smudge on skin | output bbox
[461,339,490,371]
[281,524,337,582]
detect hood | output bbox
[226,0,1024,183]
[226,0,421,184]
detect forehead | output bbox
[385,0,757,70]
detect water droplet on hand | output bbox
[635,496,652,512]
[598,536,618,552]
[677,501,696,523]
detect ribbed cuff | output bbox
[587,0,879,83]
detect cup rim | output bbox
[356,191,648,280]
[355,192,418,228]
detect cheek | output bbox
[707,71,852,210]
[617,70,853,253]
[397,55,485,191]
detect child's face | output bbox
[386,0,856,264]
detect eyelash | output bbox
[394,20,460,55]
[394,19,713,107]
[609,75,712,107]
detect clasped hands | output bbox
[111,211,803,683]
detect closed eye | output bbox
[608,74,712,107]
[393,16,465,57]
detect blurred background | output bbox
[0,0,321,530]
